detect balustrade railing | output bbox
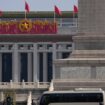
[0,81,50,89]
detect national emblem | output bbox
[19,19,32,32]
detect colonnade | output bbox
[0,42,73,82]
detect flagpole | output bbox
[54,10,56,23]
[25,10,26,19]
[24,0,27,19]
[54,5,56,33]
[73,11,75,27]
[73,5,75,27]
[73,5,78,29]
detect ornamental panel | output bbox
[0,19,57,34]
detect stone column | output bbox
[78,0,105,34]
[71,0,105,58]
[52,43,57,79]
[18,53,21,82]
[28,52,32,82]
[54,0,105,81]
[53,0,105,89]
[33,43,38,82]
[0,53,2,82]
[57,52,62,59]
[43,52,48,82]
[12,44,19,82]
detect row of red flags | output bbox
[25,2,78,15]
[54,5,78,16]
[25,1,78,15]
[0,1,78,16]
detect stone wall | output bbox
[78,0,105,34]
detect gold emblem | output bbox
[19,19,32,32]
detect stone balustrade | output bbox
[0,81,50,90]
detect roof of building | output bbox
[0,11,77,18]
[0,11,76,41]
[0,34,73,42]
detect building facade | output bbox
[0,40,73,82]
[0,11,77,104]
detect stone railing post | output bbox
[22,80,25,88]
[10,80,13,88]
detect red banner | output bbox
[0,20,57,34]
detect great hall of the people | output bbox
[1,1,105,105]
[0,11,77,105]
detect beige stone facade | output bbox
[78,0,105,34]
[54,0,105,90]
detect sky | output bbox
[0,0,78,11]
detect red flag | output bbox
[74,5,78,13]
[25,1,30,12]
[54,5,62,15]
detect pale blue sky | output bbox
[0,0,78,11]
